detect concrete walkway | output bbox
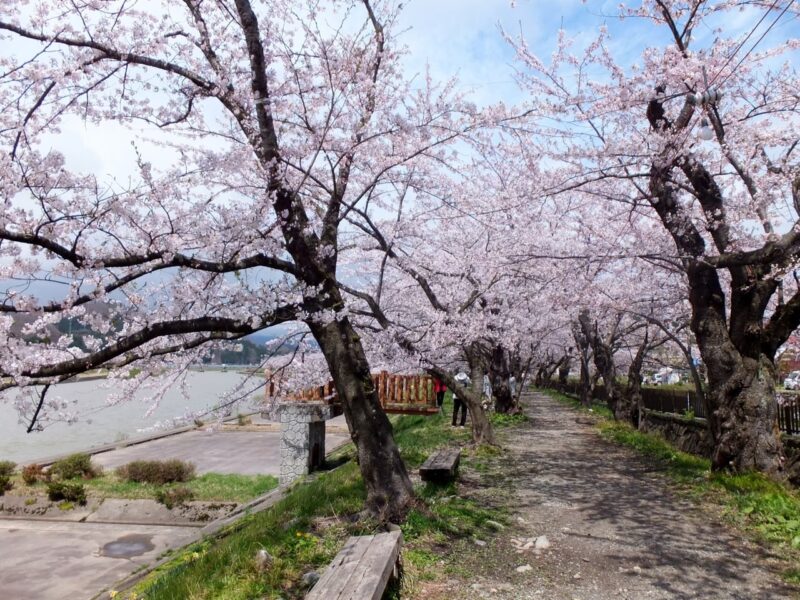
[92,421,349,476]
[0,421,350,600]
[0,519,196,600]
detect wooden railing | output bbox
[266,371,438,414]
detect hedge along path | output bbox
[416,391,797,599]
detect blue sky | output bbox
[395,0,800,106]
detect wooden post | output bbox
[380,371,388,406]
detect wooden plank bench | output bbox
[419,448,461,483]
[306,530,402,600]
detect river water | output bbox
[0,371,265,464]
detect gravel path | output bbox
[422,391,797,599]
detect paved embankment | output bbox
[0,419,350,600]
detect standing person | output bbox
[453,371,470,428]
[433,377,447,411]
[482,374,493,410]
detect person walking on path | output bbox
[452,371,470,427]
[433,377,447,411]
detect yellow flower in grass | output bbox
[108,592,118,599]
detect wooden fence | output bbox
[780,400,800,436]
[266,371,439,415]
[554,381,800,436]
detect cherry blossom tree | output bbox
[509,0,800,475]
[0,0,468,520]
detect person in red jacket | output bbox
[433,377,447,410]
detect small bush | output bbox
[156,486,194,509]
[0,460,16,477]
[22,463,46,485]
[50,453,101,480]
[46,481,87,505]
[0,475,12,495]
[117,459,196,485]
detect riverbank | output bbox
[129,390,799,599]
[0,371,266,464]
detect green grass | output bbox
[542,388,613,418]
[546,388,800,579]
[131,393,514,599]
[87,472,279,503]
[14,472,279,504]
[134,462,366,600]
[490,411,528,426]
[642,383,694,391]
[598,420,709,483]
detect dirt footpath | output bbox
[421,391,797,599]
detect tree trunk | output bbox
[558,357,571,390]
[534,365,546,388]
[490,344,514,414]
[687,267,784,474]
[572,320,592,406]
[309,315,414,522]
[707,355,781,472]
[578,353,591,406]
[579,310,620,416]
[463,344,497,445]
[624,336,648,429]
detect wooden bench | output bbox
[306,530,402,600]
[419,448,461,483]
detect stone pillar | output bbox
[274,402,335,485]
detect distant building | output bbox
[777,334,800,377]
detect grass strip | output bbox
[11,472,279,504]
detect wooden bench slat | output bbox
[419,449,460,482]
[306,531,402,600]
[337,531,402,600]
[306,535,374,600]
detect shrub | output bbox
[22,463,46,485]
[155,486,194,509]
[46,481,87,505]
[117,459,195,485]
[0,460,16,477]
[50,453,101,480]
[0,475,12,495]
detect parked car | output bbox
[652,368,681,386]
[784,371,800,390]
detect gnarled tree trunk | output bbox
[558,356,571,390]
[706,354,781,471]
[625,334,648,428]
[645,88,785,474]
[490,344,514,414]
[462,344,497,445]
[310,313,414,522]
